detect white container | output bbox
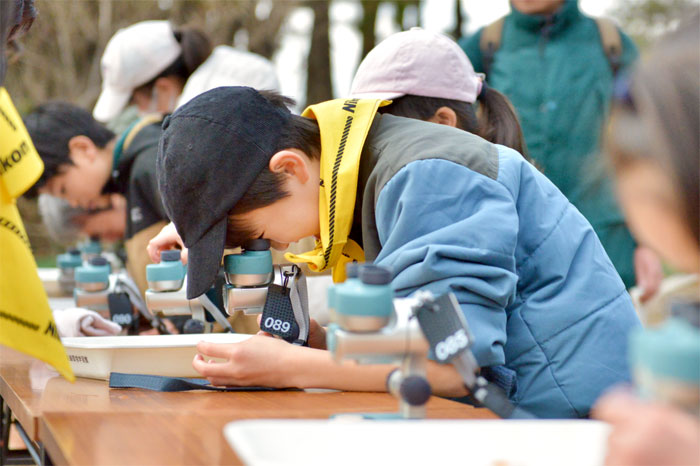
[62,333,250,380]
[224,419,611,466]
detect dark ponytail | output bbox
[476,84,528,158]
[379,92,531,162]
[172,27,212,78]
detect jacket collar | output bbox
[510,0,581,35]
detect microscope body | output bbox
[145,251,215,333]
[326,265,431,419]
[73,257,113,314]
[56,249,82,295]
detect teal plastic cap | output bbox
[334,267,393,318]
[147,256,186,282]
[630,317,700,383]
[57,250,82,269]
[79,239,102,255]
[75,260,110,284]
[224,249,273,275]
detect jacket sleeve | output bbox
[372,159,519,367]
[458,28,485,73]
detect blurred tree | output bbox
[393,0,420,30]
[451,0,465,40]
[4,0,295,112]
[305,0,332,106]
[5,0,296,258]
[359,0,380,61]
[608,0,699,50]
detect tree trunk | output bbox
[359,0,379,63]
[305,0,333,107]
[452,0,465,39]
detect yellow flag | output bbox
[0,87,74,381]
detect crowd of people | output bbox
[2,0,698,464]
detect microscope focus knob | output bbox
[400,375,432,406]
[161,250,182,262]
[359,265,392,285]
[183,319,205,334]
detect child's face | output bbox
[617,160,700,274]
[511,0,564,15]
[234,150,321,250]
[40,136,111,210]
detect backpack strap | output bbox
[593,17,623,76]
[123,113,163,153]
[479,16,505,78]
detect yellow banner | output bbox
[0,87,74,381]
[285,98,388,282]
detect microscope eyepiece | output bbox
[243,239,271,251]
[89,256,108,267]
[161,250,182,262]
[359,265,392,285]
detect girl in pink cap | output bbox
[350,27,527,157]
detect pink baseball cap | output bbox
[350,27,483,103]
[93,21,182,123]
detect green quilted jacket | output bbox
[460,0,639,287]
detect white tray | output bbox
[224,419,611,466]
[62,333,250,380]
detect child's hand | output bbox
[193,336,301,387]
[593,389,700,465]
[147,222,187,263]
[306,319,327,350]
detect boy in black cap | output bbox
[152,86,640,418]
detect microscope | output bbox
[326,264,432,419]
[327,263,534,420]
[56,248,82,294]
[222,239,309,344]
[74,256,165,333]
[145,250,233,334]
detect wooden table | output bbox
[1,347,496,465]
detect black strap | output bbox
[109,372,296,392]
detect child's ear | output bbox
[268,150,310,184]
[429,106,458,128]
[67,135,99,164]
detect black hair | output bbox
[23,102,115,198]
[0,0,36,85]
[379,89,530,161]
[132,26,212,98]
[225,90,321,249]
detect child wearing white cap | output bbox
[93,20,212,123]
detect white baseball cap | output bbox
[176,45,280,108]
[93,21,182,123]
[350,27,483,103]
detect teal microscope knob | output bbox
[224,240,273,275]
[57,249,82,269]
[75,256,110,283]
[146,250,186,282]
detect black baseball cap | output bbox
[157,86,292,299]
